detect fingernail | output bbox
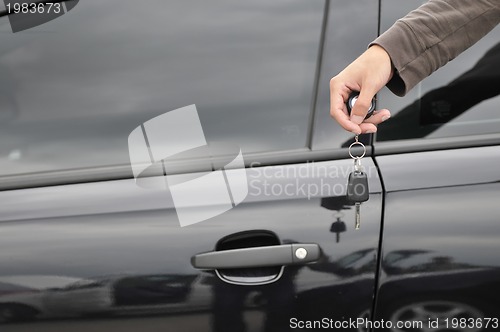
[351,129,361,135]
[366,129,377,134]
[350,115,364,125]
[381,115,391,122]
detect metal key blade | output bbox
[355,202,361,230]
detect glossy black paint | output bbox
[374,184,500,330]
[0,158,383,331]
[1,1,383,331]
[371,2,500,327]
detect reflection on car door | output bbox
[374,147,500,330]
[0,157,383,331]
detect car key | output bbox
[347,135,369,229]
[346,92,376,119]
[347,170,369,229]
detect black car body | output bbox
[0,1,499,331]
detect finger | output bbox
[359,122,377,134]
[350,86,377,125]
[363,109,391,125]
[331,104,362,135]
[330,82,361,134]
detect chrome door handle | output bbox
[191,243,321,270]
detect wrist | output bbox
[368,44,394,81]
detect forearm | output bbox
[371,0,500,96]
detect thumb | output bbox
[350,88,376,125]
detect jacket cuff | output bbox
[369,20,425,97]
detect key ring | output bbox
[348,136,366,159]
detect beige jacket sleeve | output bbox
[371,0,500,96]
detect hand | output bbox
[330,45,394,135]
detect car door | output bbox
[372,1,500,330]
[0,1,384,331]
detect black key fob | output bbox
[346,92,375,119]
[347,171,369,203]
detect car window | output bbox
[376,0,500,143]
[310,1,379,151]
[0,0,324,177]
